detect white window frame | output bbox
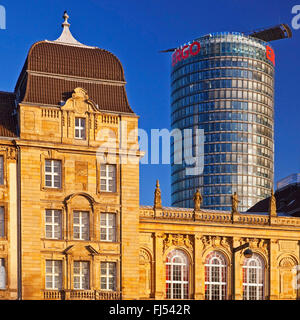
[100,164,116,192]
[243,253,264,300]
[75,117,86,140]
[166,249,189,299]
[100,262,116,291]
[74,261,89,290]
[205,251,227,300]
[45,209,62,240]
[45,260,62,290]
[45,160,61,189]
[100,213,116,242]
[73,211,89,240]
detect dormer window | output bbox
[75,118,86,140]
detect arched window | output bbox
[166,249,189,299]
[243,253,264,300]
[205,251,227,300]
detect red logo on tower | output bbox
[172,41,201,67]
[266,45,275,66]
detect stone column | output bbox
[269,239,279,300]
[232,238,243,300]
[194,234,204,300]
[154,232,165,299]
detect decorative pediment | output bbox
[61,87,98,114]
[63,244,99,256]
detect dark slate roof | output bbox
[15,41,134,114]
[0,92,18,138]
[247,184,300,216]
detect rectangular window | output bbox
[75,118,86,140]
[45,160,61,188]
[101,262,116,291]
[73,211,89,240]
[0,259,5,289]
[0,156,3,185]
[45,209,62,239]
[74,261,89,290]
[100,213,116,242]
[0,207,4,238]
[45,260,62,290]
[100,164,116,192]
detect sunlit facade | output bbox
[171,32,275,211]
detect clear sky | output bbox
[0,0,299,206]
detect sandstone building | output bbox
[0,13,299,300]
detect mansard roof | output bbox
[0,91,18,138]
[15,12,134,114]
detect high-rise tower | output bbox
[170,26,291,211]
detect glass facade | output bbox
[171,32,274,211]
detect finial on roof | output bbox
[62,11,70,27]
[54,11,85,47]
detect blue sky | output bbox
[0,0,299,206]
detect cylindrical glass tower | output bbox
[171,32,274,211]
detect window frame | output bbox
[165,249,189,300]
[73,261,90,290]
[243,253,265,300]
[100,262,117,291]
[0,258,6,290]
[45,209,62,240]
[100,213,116,242]
[74,117,86,140]
[73,211,90,241]
[45,159,62,189]
[100,164,117,193]
[204,251,228,300]
[45,260,63,290]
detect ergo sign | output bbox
[172,41,201,67]
[172,41,275,67]
[266,45,275,66]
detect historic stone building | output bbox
[0,13,299,300]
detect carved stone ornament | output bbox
[242,238,269,257]
[154,180,162,209]
[193,189,202,211]
[163,234,193,252]
[6,147,17,160]
[201,235,231,251]
[269,190,277,217]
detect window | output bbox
[205,251,227,300]
[101,262,116,291]
[100,213,116,242]
[45,209,62,239]
[0,259,5,289]
[100,164,116,192]
[243,253,264,300]
[166,249,189,299]
[45,160,61,188]
[75,118,86,140]
[73,211,89,240]
[0,207,4,238]
[74,261,89,290]
[0,156,3,185]
[45,260,62,290]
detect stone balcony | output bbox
[43,290,121,300]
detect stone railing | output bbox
[43,290,121,300]
[43,290,64,300]
[140,206,300,227]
